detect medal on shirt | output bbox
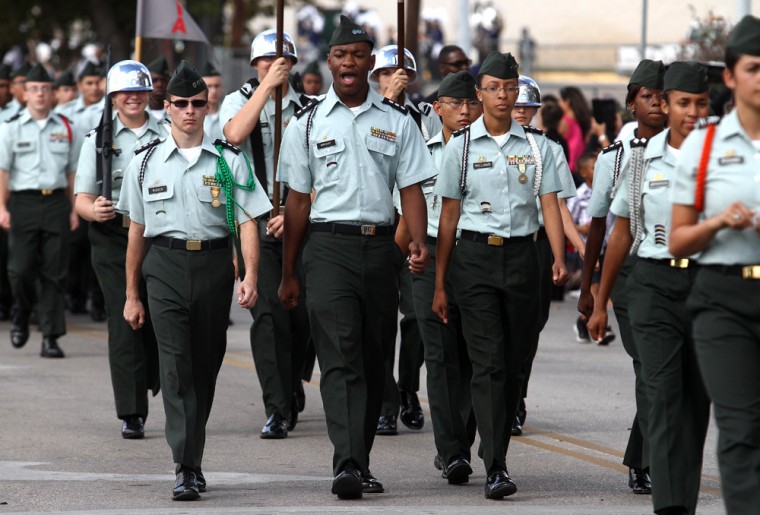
[211,186,221,208]
[517,156,528,184]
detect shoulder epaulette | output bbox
[86,128,97,138]
[418,101,433,116]
[295,98,321,119]
[452,126,469,138]
[134,138,161,156]
[4,113,21,123]
[630,137,649,148]
[214,139,241,155]
[522,125,543,135]
[382,97,409,114]
[601,140,623,154]
[239,78,260,100]
[697,115,720,129]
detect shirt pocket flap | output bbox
[13,140,36,153]
[365,136,395,156]
[144,182,174,201]
[112,169,124,182]
[313,138,345,158]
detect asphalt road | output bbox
[0,294,725,514]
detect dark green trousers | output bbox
[7,192,69,337]
[411,243,475,464]
[246,228,310,420]
[450,237,539,473]
[381,265,425,417]
[629,261,710,514]
[303,231,402,476]
[142,244,233,469]
[688,267,760,515]
[611,255,649,470]
[89,221,159,420]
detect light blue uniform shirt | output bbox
[279,86,436,225]
[406,99,442,142]
[537,139,576,226]
[434,116,560,238]
[220,82,303,200]
[588,136,634,218]
[423,130,448,238]
[75,111,167,204]
[117,133,272,239]
[0,109,78,190]
[612,129,683,260]
[672,110,760,265]
[203,112,223,142]
[0,99,22,122]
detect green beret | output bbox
[438,70,477,99]
[78,61,101,81]
[11,62,32,80]
[727,15,760,56]
[477,51,519,81]
[328,15,374,50]
[54,70,76,88]
[25,63,52,83]
[200,61,221,77]
[664,61,708,94]
[629,59,665,89]
[0,64,11,81]
[167,60,207,98]
[303,60,322,78]
[147,56,170,77]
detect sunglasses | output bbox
[168,99,208,108]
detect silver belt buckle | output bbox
[185,240,202,251]
[360,224,376,236]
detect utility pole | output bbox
[458,0,471,57]
[640,0,648,60]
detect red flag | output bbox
[136,0,209,43]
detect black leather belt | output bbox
[14,188,64,196]
[703,264,760,280]
[460,230,533,247]
[98,214,131,229]
[536,227,548,241]
[310,222,394,237]
[640,257,691,269]
[425,235,437,245]
[151,236,229,251]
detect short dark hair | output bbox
[724,46,740,72]
[540,101,563,131]
[576,152,597,171]
[625,84,642,108]
[438,45,465,63]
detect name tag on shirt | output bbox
[648,180,669,188]
[473,161,494,169]
[260,122,270,129]
[317,139,336,150]
[148,185,168,195]
[718,156,744,165]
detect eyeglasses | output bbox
[441,59,471,68]
[479,86,520,96]
[26,85,52,94]
[438,100,482,109]
[168,99,208,108]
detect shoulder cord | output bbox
[215,143,256,236]
[305,103,319,151]
[610,145,624,199]
[458,129,471,196]
[627,145,646,255]
[695,124,717,213]
[138,145,159,188]
[525,132,543,197]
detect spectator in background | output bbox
[301,61,323,96]
[559,86,593,176]
[540,95,569,163]
[518,28,536,76]
[424,45,472,104]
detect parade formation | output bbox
[1,6,759,515]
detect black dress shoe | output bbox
[294,382,306,413]
[121,416,145,439]
[517,399,527,426]
[399,389,425,430]
[260,413,288,439]
[332,465,363,499]
[433,454,445,471]
[443,457,472,485]
[376,415,398,435]
[628,467,652,494]
[10,311,29,349]
[361,471,384,493]
[196,468,206,493]
[287,407,298,432]
[90,307,107,322]
[40,336,64,358]
[172,466,200,501]
[485,469,517,499]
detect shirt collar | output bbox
[427,130,445,148]
[322,85,388,116]
[469,115,527,141]
[644,128,668,160]
[718,109,752,142]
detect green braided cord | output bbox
[215,144,256,236]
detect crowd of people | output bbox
[1,11,759,515]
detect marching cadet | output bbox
[201,62,223,141]
[221,29,311,439]
[74,60,166,440]
[371,45,441,436]
[510,74,584,436]
[145,56,170,122]
[117,61,271,500]
[278,15,435,500]
[403,69,481,484]
[0,63,80,358]
[589,61,711,515]
[669,15,760,515]
[578,59,666,495]
[432,51,567,500]
[0,64,14,120]
[56,62,103,122]
[53,70,78,110]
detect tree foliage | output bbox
[678,9,732,62]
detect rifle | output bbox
[272,0,284,217]
[96,47,114,200]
